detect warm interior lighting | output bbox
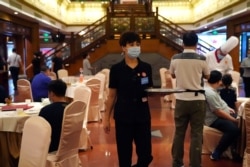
[78,30,85,36]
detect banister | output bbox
[44,4,217,69]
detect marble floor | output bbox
[8,78,245,167]
[79,94,243,167]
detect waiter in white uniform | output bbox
[205,36,239,75]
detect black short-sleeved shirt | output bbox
[219,87,237,110]
[109,58,153,122]
[32,57,41,76]
[52,56,63,73]
[39,102,68,152]
[0,85,8,103]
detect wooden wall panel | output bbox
[65,39,179,75]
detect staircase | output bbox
[43,5,215,77]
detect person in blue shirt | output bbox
[31,65,51,102]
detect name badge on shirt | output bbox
[142,97,148,102]
[141,77,149,85]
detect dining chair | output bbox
[18,116,51,167]
[85,78,102,122]
[159,68,176,108]
[95,72,106,112]
[48,71,57,80]
[169,77,176,109]
[57,69,68,79]
[159,67,168,88]
[231,70,240,97]
[73,85,93,150]
[46,100,86,167]
[15,79,33,102]
[100,68,110,100]
[243,100,250,167]
[202,125,232,159]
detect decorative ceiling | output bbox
[69,0,192,1]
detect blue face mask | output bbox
[127,47,141,58]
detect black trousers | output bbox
[115,119,153,167]
[9,66,19,90]
[210,118,240,155]
[243,77,250,97]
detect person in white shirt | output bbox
[82,53,93,75]
[7,48,23,91]
[205,36,239,75]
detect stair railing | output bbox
[44,7,218,68]
[157,14,216,55]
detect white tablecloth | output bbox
[65,76,94,99]
[0,102,43,132]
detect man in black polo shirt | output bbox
[103,31,153,167]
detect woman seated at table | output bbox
[204,70,240,161]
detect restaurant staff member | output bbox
[205,36,239,75]
[103,31,153,167]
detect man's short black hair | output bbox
[208,70,222,84]
[41,65,49,72]
[48,79,66,97]
[222,74,233,87]
[34,51,42,57]
[182,31,198,47]
[119,31,141,47]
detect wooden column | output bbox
[226,16,250,72]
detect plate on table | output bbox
[24,110,39,115]
[0,103,6,107]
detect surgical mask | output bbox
[127,47,141,58]
[217,54,225,60]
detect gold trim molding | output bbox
[12,0,248,25]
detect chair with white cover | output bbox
[95,72,106,112]
[48,72,57,80]
[169,77,176,109]
[100,68,110,100]
[46,100,86,167]
[15,79,33,102]
[18,116,51,167]
[243,100,250,167]
[57,69,68,79]
[85,78,102,122]
[231,70,240,97]
[73,86,93,150]
[202,125,232,159]
[159,67,168,88]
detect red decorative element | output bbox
[215,49,221,63]
[1,104,33,111]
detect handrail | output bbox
[75,15,107,35]
[44,7,217,68]
[44,16,107,68]
[157,14,216,54]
